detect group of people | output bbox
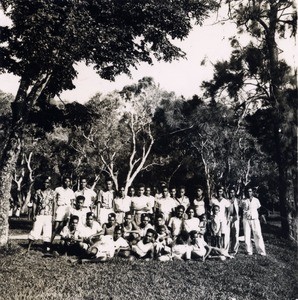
[26,176,267,262]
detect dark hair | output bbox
[189,230,198,239]
[124,212,132,218]
[176,205,185,213]
[108,213,116,219]
[185,206,196,215]
[146,228,157,239]
[76,195,85,202]
[86,212,95,219]
[175,231,189,244]
[199,213,207,221]
[138,183,145,189]
[70,215,79,223]
[114,225,124,233]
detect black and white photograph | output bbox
[0,1,297,299]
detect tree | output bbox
[156,97,269,200]
[0,0,218,244]
[70,77,171,194]
[203,0,297,238]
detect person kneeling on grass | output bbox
[189,228,233,261]
[129,228,157,260]
[59,215,85,256]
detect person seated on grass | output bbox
[112,225,131,258]
[81,225,131,263]
[59,215,85,256]
[69,195,90,228]
[171,230,191,261]
[129,228,157,260]
[121,212,139,244]
[155,225,173,261]
[189,228,233,261]
[138,213,154,238]
[82,212,104,245]
[102,213,118,236]
[168,205,185,239]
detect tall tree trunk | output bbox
[0,74,51,245]
[0,130,22,245]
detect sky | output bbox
[0,9,296,104]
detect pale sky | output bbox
[0,10,296,103]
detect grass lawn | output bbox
[1,221,297,300]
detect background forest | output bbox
[0,0,297,245]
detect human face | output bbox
[129,187,135,196]
[156,217,164,226]
[142,216,150,225]
[120,187,125,197]
[145,188,151,196]
[106,181,113,190]
[125,214,132,224]
[248,189,253,198]
[138,187,145,196]
[213,206,220,214]
[176,208,184,218]
[81,179,87,188]
[44,180,50,189]
[180,188,185,196]
[76,199,84,209]
[162,188,169,197]
[70,219,78,230]
[170,188,176,197]
[144,232,154,244]
[86,215,94,227]
[218,188,224,198]
[114,230,122,240]
[187,209,195,219]
[108,215,116,225]
[196,188,203,197]
[63,178,71,188]
[230,189,236,198]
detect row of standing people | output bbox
[27,176,266,257]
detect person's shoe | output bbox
[247,252,253,256]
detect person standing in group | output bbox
[210,186,230,250]
[97,178,115,225]
[28,177,55,252]
[155,185,177,224]
[145,185,156,220]
[131,184,151,226]
[176,186,190,211]
[75,177,96,212]
[241,187,266,256]
[193,186,206,218]
[51,176,75,243]
[228,187,240,255]
[114,186,132,224]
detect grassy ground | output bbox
[1,220,297,300]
